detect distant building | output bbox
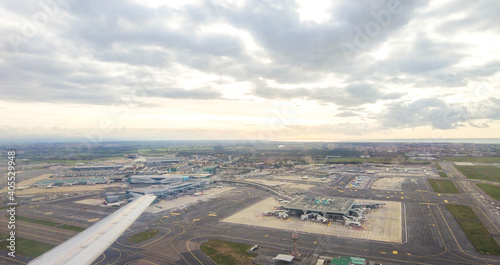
[34,177,108,187]
[128,175,186,184]
[202,166,217,174]
[145,156,180,167]
[330,256,366,265]
[274,254,294,263]
[126,180,211,197]
[71,165,121,171]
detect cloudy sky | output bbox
[1,0,499,142]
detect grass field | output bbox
[127,230,159,243]
[477,183,500,201]
[446,204,479,220]
[59,224,86,232]
[438,171,448,178]
[9,216,85,232]
[455,165,500,182]
[200,239,257,265]
[445,205,500,255]
[0,233,54,258]
[443,157,500,163]
[435,162,442,170]
[428,179,459,193]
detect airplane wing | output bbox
[28,194,157,265]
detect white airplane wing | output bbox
[28,194,157,265]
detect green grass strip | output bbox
[446,205,500,255]
[477,183,500,201]
[428,179,459,194]
[0,233,54,258]
[127,229,159,243]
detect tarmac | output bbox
[222,197,402,243]
[4,164,500,265]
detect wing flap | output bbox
[28,194,157,265]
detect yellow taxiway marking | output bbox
[313,241,317,244]
[380,252,386,254]
[437,194,441,196]
[193,219,200,221]
[444,200,449,203]
[29,206,34,208]
[419,202,436,205]
[401,197,404,199]
[393,251,398,255]
[286,218,291,222]
[407,253,412,256]
[45,212,53,215]
[328,222,332,226]
[170,212,181,215]
[265,235,268,237]
[386,196,390,199]
[401,192,404,194]
[208,213,217,217]
[88,218,99,222]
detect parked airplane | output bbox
[101,201,125,207]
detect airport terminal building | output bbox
[282,197,355,220]
[128,175,187,184]
[126,180,211,197]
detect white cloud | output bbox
[0,0,499,141]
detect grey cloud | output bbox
[146,88,223,100]
[380,98,493,130]
[253,82,404,106]
[432,0,500,35]
[335,111,359,117]
[0,0,499,114]
[225,0,427,71]
[283,122,378,136]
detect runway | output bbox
[4,169,500,265]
